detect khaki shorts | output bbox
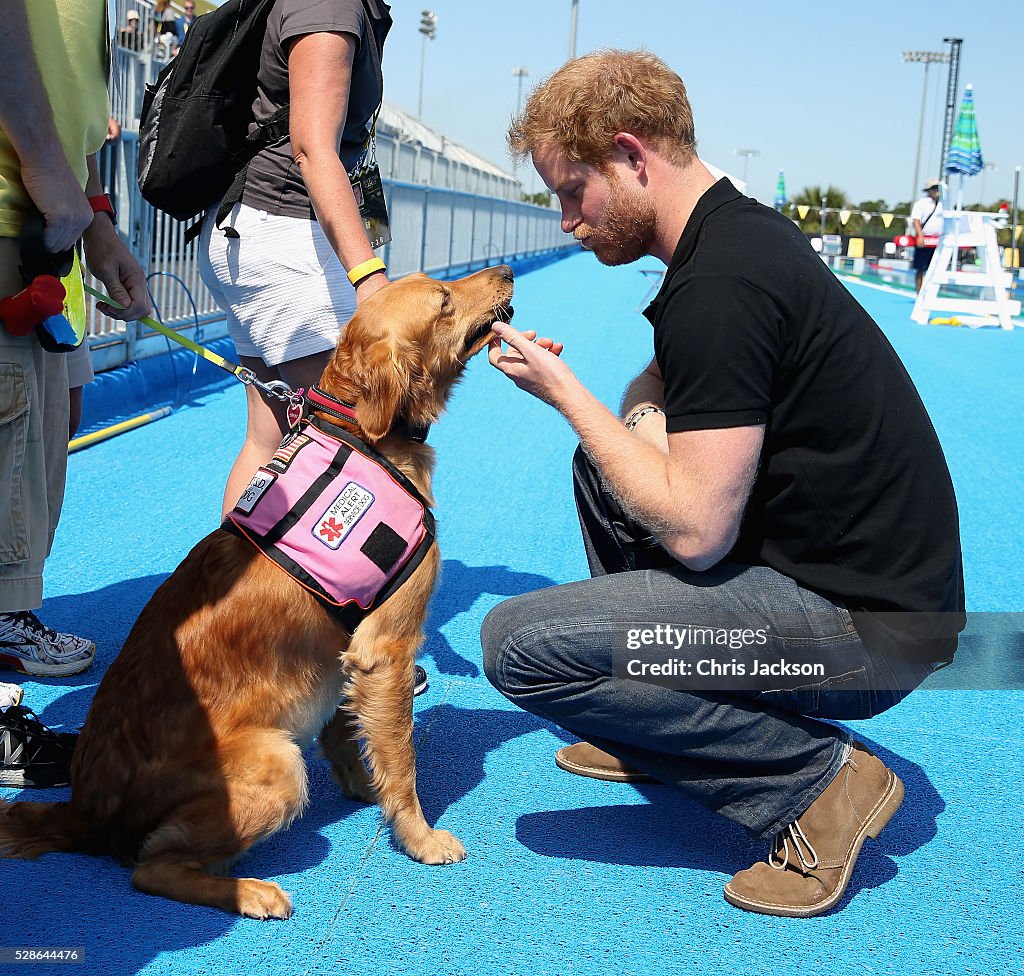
[0,237,71,611]
[66,339,94,388]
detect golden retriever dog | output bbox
[0,266,514,919]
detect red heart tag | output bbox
[287,398,303,429]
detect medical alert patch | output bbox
[315,483,375,550]
[236,469,278,515]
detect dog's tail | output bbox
[0,799,94,859]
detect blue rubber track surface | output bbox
[2,253,1022,975]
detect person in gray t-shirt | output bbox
[199,0,392,520]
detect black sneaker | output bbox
[413,665,428,697]
[0,705,77,788]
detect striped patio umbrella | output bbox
[773,169,787,211]
[945,85,983,211]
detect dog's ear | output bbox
[354,338,409,442]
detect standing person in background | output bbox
[0,0,149,786]
[200,0,393,521]
[910,178,943,292]
[117,9,145,52]
[152,0,185,55]
[117,10,144,52]
[182,2,198,36]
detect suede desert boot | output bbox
[723,742,904,917]
[554,742,657,783]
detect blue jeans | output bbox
[481,448,934,838]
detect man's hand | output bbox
[20,158,94,254]
[488,322,570,406]
[81,218,150,321]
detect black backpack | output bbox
[137,0,288,225]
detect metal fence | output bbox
[85,132,573,374]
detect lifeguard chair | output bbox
[912,210,1020,330]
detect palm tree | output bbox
[792,185,850,236]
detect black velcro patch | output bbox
[361,522,407,574]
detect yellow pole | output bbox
[68,407,173,454]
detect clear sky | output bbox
[372,0,1020,209]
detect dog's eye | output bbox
[438,288,452,310]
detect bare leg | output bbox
[221,351,333,520]
[69,386,83,440]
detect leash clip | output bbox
[237,369,294,403]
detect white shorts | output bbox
[198,203,356,367]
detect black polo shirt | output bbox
[645,179,964,650]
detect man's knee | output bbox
[481,597,522,695]
[481,591,559,699]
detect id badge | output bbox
[349,162,391,250]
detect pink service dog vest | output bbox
[225,419,434,628]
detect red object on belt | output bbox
[0,275,66,336]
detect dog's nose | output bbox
[498,265,514,283]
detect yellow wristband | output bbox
[347,258,387,286]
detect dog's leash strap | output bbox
[84,284,292,403]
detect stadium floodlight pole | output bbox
[512,66,529,118]
[733,148,760,187]
[568,0,579,59]
[418,11,437,119]
[939,38,963,188]
[901,50,950,206]
[511,67,529,176]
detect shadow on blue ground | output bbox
[514,734,944,913]
[422,559,557,677]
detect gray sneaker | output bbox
[0,611,96,677]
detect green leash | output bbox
[83,284,295,403]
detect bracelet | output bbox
[347,257,387,287]
[87,194,116,223]
[624,404,665,432]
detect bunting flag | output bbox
[839,210,852,225]
[882,213,894,228]
[797,205,810,220]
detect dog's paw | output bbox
[235,879,294,920]
[403,828,467,866]
[330,761,377,805]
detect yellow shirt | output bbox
[0,0,109,237]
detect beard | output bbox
[577,175,657,266]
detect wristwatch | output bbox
[88,194,116,223]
